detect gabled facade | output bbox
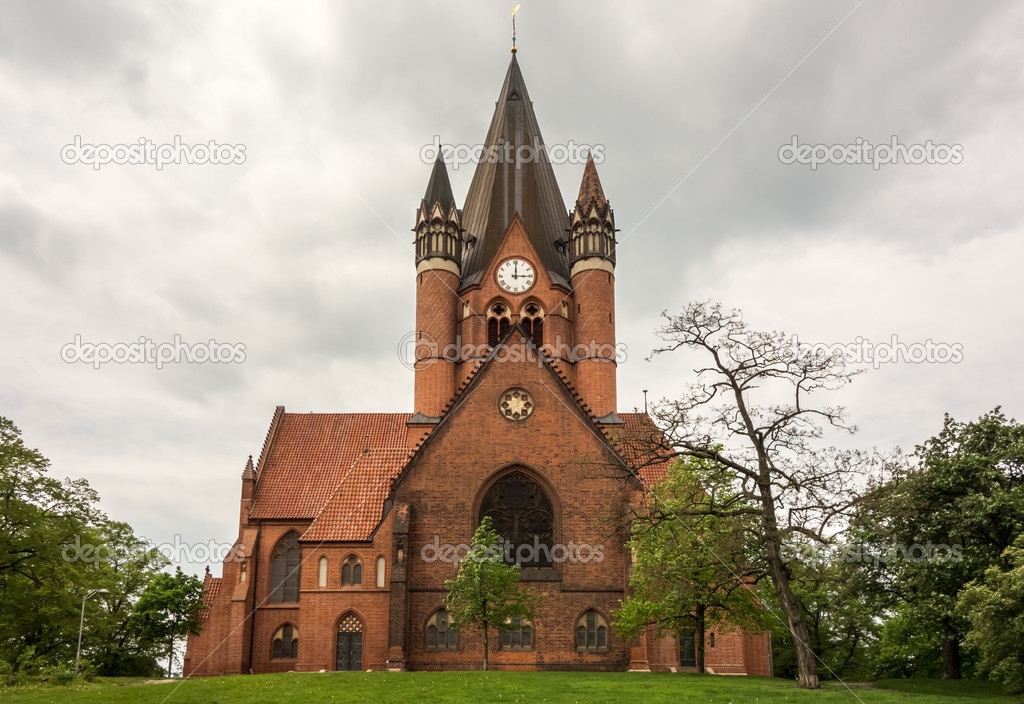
[184,53,771,677]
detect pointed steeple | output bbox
[577,153,607,208]
[242,454,255,479]
[459,55,571,289]
[423,154,456,214]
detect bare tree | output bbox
[638,301,876,689]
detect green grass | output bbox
[2,672,1022,704]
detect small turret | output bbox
[569,153,616,270]
[239,455,255,528]
[569,154,618,420]
[413,155,462,417]
[415,155,463,269]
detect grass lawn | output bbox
[3,672,1022,704]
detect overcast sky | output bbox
[2,0,1022,576]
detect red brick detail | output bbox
[571,267,616,417]
[415,267,461,416]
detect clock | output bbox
[496,258,535,294]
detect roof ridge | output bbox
[254,405,285,479]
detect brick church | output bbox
[184,52,772,676]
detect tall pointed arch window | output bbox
[270,532,300,603]
[520,302,544,346]
[487,302,512,347]
[479,470,554,569]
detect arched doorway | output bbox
[335,613,363,671]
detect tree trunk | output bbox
[167,638,174,678]
[481,599,489,671]
[696,606,706,674]
[942,630,961,680]
[762,496,819,689]
[483,625,489,672]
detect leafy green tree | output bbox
[89,522,173,676]
[444,517,542,670]
[0,416,199,677]
[133,567,206,677]
[614,455,764,672]
[958,537,1024,694]
[0,416,101,666]
[854,408,1024,679]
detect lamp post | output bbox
[75,588,109,674]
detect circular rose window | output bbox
[499,388,534,421]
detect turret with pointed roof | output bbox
[459,55,571,290]
[570,153,616,268]
[569,155,618,419]
[415,154,462,269]
[413,156,462,417]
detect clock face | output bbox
[496,258,535,294]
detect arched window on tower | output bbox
[270,532,300,603]
[520,302,544,347]
[487,302,511,347]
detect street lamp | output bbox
[75,588,109,674]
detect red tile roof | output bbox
[248,413,412,521]
[302,448,410,542]
[201,575,222,620]
[616,413,672,486]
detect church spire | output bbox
[458,54,571,289]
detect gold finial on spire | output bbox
[511,4,521,54]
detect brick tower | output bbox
[413,156,463,417]
[569,154,617,418]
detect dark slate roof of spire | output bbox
[459,55,571,289]
[423,154,456,212]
